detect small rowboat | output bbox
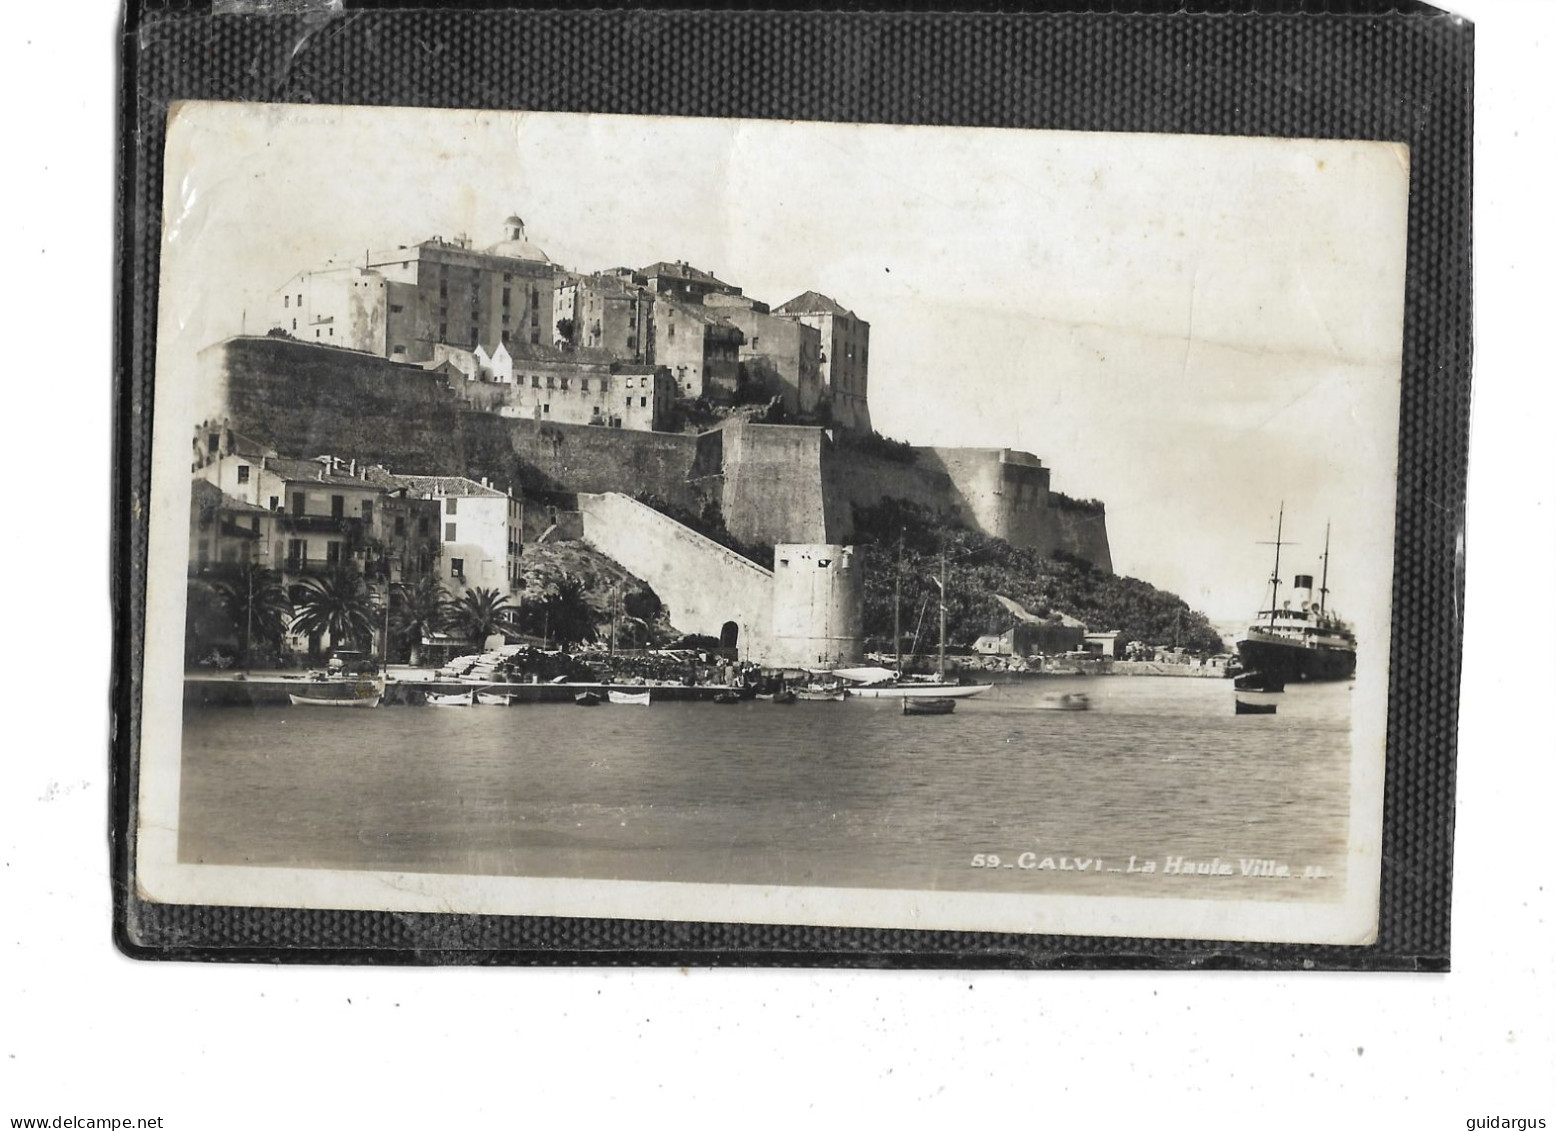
[476,692,513,706]
[288,691,382,708]
[902,697,956,716]
[796,688,846,702]
[1235,699,1278,715]
[607,689,651,706]
[1234,671,1286,693]
[574,691,602,707]
[426,690,474,707]
[768,690,797,704]
[711,692,741,705]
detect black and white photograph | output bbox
[137,101,1407,943]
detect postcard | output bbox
[133,101,1408,944]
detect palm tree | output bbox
[446,587,518,645]
[540,574,598,647]
[391,575,449,665]
[213,564,292,668]
[290,568,378,657]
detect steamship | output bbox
[1235,509,1357,683]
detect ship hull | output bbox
[1236,637,1355,682]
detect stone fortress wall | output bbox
[207,336,1112,575]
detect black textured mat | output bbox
[114,1,1471,969]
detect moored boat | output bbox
[426,690,474,706]
[1034,692,1090,711]
[1235,699,1278,715]
[795,688,846,702]
[768,689,797,704]
[711,691,741,704]
[574,691,602,706]
[476,692,513,706]
[607,689,651,706]
[903,697,956,716]
[1233,671,1285,693]
[844,680,993,700]
[288,690,382,708]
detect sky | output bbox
[158,102,1409,621]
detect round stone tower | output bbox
[769,544,864,668]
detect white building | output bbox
[374,473,523,597]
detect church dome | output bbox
[486,213,550,263]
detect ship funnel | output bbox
[1292,574,1314,608]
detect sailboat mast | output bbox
[1318,522,1331,616]
[894,534,903,677]
[938,548,948,681]
[1268,503,1285,627]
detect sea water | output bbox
[177,676,1352,901]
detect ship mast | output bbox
[937,547,948,682]
[1318,523,1331,616]
[894,532,903,677]
[1258,503,1285,627]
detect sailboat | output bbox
[837,548,993,700]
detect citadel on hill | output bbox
[192,213,1114,667]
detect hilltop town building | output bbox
[188,480,276,572]
[554,271,652,361]
[705,293,825,416]
[773,291,872,433]
[651,294,744,401]
[433,340,674,431]
[640,260,742,303]
[271,216,556,363]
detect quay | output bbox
[185,673,749,707]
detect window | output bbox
[287,538,305,567]
[392,345,406,355]
[361,501,373,526]
[531,290,539,309]
[315,330,320,338]
[268,496,279,511]
[327,542,343,566]
[468,326,477,343]
[291,491,305,516]
[207,433,220,453]
[450,557,464,579]
[446,497,457,515]
[530,330,540,344]
[284,295,290,308]
[328,327,333,337]
[445,522,457,541]
[502,288,511,307]
[390,304,404,314]
[531,375,539,388]
[640,396,648,408]
[439,322,448,339]
[502,330,511,343]
[251,516,261,534]
[236,465,250,484]
[291,319,297,331]
[581,379,589,391]
[394,515,405,536]
[546,376,555,389]
[296,294,301,306]
[543,404,550,415]
[560,378,569,390]
[502,313,511,325]
[330,495,345,519]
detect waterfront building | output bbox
[188,480,276,572]
[366,471,523,598]
[772,291,872,433]
[270,215,557,363]
[193,453,441,587]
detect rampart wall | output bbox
[577,492,776,659]
[211,337,1111,572]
